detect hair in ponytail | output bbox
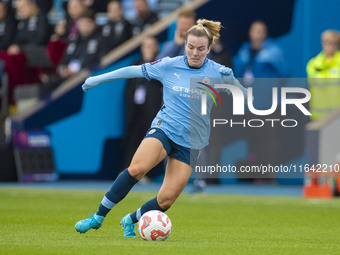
[185,19,221,47]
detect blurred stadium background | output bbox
[1,0,340,254]
[0,0,340,195]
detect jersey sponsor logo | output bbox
[172,86,203,100]
[150,59,161,65]
[173,86,203,94]
[149,129,156,134]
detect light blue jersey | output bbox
[142,55,232,150]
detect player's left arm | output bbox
[218,66,248,100]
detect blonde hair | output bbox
[185,19,221,47]
[322,30,340,48]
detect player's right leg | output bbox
[75,137,167,234]
[124,157,193,237]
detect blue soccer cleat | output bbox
[120,214,136,237]
[75,212,104,234]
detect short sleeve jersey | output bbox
[142,55,230,150]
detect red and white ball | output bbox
[137,210,172,241]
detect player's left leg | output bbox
[75,137,167,234]
[123,157,192,236]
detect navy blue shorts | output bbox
[144,128,201,167]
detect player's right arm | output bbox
[82,65,144,92]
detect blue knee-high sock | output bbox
[96,169,138,217]
[130,197,165,223]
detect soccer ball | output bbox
[137,210,172,241]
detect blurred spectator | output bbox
[0,1,15,109]
[209,38,233,68]
[47,20,68,66]
[234,20,287,110]
[5,0,53,18]
[64,0,88,41]
[101,0,133,53]
[123,36,163,169]
[233,21,287,181]
[131,0,158,36]
[306,29,340,120]
[0,0,50,104]
[47,0,88,67]
[0,1,16,50]
[41,10,106,96]
[234,20,286,80]
[122,0,158,20]
[58,11,105,79]
[157,9,195,58]
[9,0,49,52]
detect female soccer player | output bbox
[75,19,247,237]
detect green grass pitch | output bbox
[1,187,339,255]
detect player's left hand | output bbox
[219,66,249,100]
[219,66,234,88]
[218,66,233,77]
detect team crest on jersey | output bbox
[150,59,161,65]
[149,129,156,134]
[202,77,211,84]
